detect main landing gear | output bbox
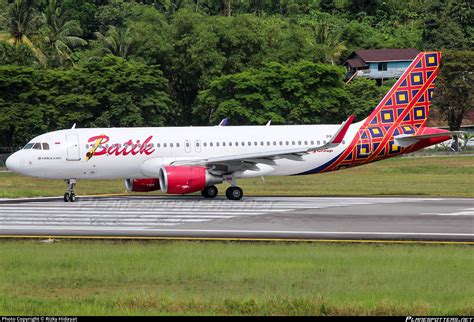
[200,175,244,200]
[225,174,243,201]
[226,186,243,201]
[63,179,77,202]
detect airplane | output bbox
[6,51,457,202]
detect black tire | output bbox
[201,185,218,198]
[69,193,76,202]
[226,186,243,200]
[63,192,70,202]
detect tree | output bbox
[197,61,350,126]
[40,0,87,67]
[0,0,47,65]
[95,26,135,60]
[433,50,474,151]
[422,0,471,50]
[345,78,390,121]
[0,56,173,148]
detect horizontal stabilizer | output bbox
[394,131,461,148]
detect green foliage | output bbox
[0,41,35,65]
[0,0,472,148]
[422,0,472,50]
[345,78,390,121]
[433,50,474,132]
[198,60,350,125]
[0,56,172,147]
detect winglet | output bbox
[330,115,355,144]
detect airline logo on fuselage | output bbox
[86,135,155,160]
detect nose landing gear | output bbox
[63,179,77,202]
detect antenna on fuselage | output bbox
[266,120,271,126]
[71,123,76,129]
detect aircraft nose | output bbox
[5,153,20,173]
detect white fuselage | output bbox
[7,122,363,180]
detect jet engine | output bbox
[124,178,161,192]
[159,166,223,194]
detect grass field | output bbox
[0,240,472,316]
[0,155,473,198]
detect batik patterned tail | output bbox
[321,51,441,173]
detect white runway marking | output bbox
[0,197,472,240]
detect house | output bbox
[344,48,420,84]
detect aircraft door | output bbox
[66,134,81,161]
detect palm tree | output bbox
[0,0,47,65]
[40,0,87,67]
[312,21,347,65]
[94,26,135,60]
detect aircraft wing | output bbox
[394,131,461,147]
[171,115,355,167]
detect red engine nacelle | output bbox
[125,178,161,192]
[159,166,223,194]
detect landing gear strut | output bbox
[63,179,77,202]
[225,175,243,200]
[201,185,218,198]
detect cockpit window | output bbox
[32,143,42,150]
[23,143,34,149]
[42,143,50,150]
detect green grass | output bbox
[1,156,473,198]
[0,240,472,315]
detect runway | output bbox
[0,196,473,242]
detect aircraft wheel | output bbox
[69,193,76,202]
[201,185,218,198]
[64,193,70,202]
[226,186,243,201]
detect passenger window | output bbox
[304,141,308,145]
[254,142,257,146]
[292,141,295,145]
[266,141,270,146]
[33,143,42,150]
[164,143,167,148]
[229,142,232,146]
[157,143,160,148]
[279,141,283,145]
[311,140,314,145]
[342,140,345,144]
[260,141,264,146]
[317,141,320,145]
[273,141,276,145]
[242,142,245,146]
[247,142,251,146]
[86,144,89,149]
[235,142,238,146]
[216,142,220,147]
[223,142,226,147]
[210,142,213,147]
[285,141,289,145]
[177,143,180,148]
[298,141,301,145]
[203,142,207,147]
[170,143,174,148]
[323,140,327,144]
